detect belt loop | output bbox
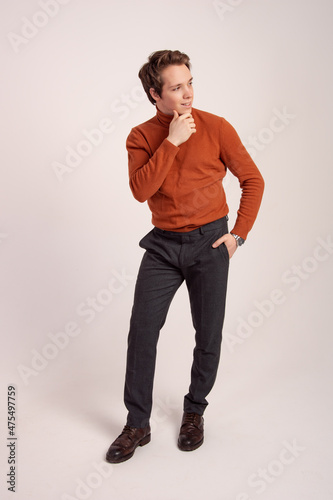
[199,226,204,235]
[226,215,229,221]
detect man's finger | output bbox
[180,112,192,120]
[212,236,225,248]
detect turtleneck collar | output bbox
[155,106,174,128]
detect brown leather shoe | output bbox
[178,412,204,451]
[106,425,151,463]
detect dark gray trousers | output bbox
[124,216,230,428]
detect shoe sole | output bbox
[105,434,151,464]
[177,437,204,452]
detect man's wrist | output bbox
[230,233,245,247]
[166,136,179,147]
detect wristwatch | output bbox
[230,233,245,247]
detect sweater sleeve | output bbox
[220,118,265,240]
[126,127,180,202]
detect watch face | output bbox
[231,233,245,246]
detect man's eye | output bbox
[173,87,180,91]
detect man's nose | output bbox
[183,85,193,98]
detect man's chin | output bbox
[179,105,192,114]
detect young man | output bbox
[106,50,264,463]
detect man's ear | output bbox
[149,88,160,103]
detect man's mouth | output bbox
[181,102,192,107]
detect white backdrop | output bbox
[1,1,332,499]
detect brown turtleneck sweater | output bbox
[126,107,264,239]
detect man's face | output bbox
[150,64,194,115]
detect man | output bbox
[106,50,264,463]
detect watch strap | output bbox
[230,233,245,247]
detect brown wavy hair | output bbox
[138,50,191,105]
